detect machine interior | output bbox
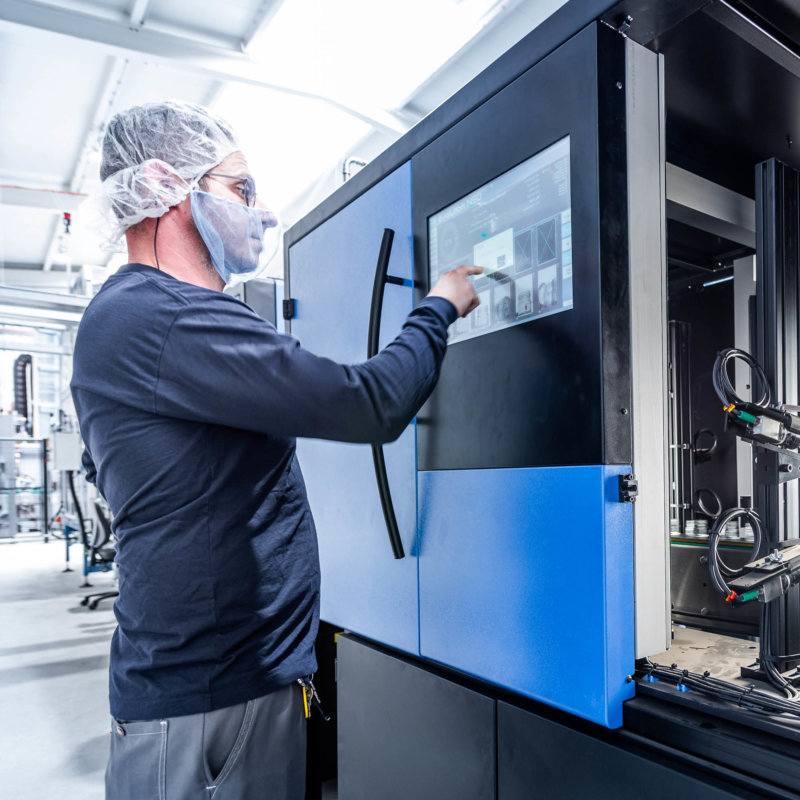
[604,0,800,708]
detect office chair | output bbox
[80,500,119,610]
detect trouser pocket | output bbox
[106,718,167,800]
[202,699,255,789]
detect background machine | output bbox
[284,1,800,797]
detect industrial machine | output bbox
[284,1,800,796]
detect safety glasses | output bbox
[204,173,257,207]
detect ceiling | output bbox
[0,0,567,299]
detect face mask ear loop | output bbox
[153,217,161,271]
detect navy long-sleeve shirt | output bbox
[70,262,456,720]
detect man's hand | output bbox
[427,265,483,318]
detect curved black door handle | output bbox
[368,228,405,559]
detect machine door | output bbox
[286,163,419,655]
[413,24,635,727]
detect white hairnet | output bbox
[89,101,240,247]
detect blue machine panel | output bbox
[288,163,419,655]
[418,465,634,728]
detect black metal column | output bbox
[754,157,800,670]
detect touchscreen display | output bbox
[428,136,572,345]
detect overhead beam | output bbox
[129,0,152,29]
[240,0,287,51]
[665,162,756,248]
[0,0,256,62]
[704,0,800,82]
[0,286,89,324]
[0,0,409,135]
[0,184,86,212]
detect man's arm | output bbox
[155,297,452,443]
[155,267,480,443]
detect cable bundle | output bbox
[640,658,800,718]
[760,604,800,700]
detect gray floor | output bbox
[0,538,116,800]
[0,539,339,800]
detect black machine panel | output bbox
[498,701,744,800]
[413,24,631,471]
[336,635,496,800]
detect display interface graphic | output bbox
[428,136,572,345]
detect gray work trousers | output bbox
[105,684,306,800]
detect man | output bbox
[71,101,480,800]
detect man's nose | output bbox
[259,207,279,229]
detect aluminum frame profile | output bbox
[626,37,671,657]
[665,163,756,248]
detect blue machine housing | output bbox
[286,21,635,728]
[418,466,634,728]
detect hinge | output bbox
[619,473,638,503]
[283,298,296,321]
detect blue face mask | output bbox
[190,190,281,287]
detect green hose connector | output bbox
[740,590,759,603]
[737,410,758,425]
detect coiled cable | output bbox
[708,507,763,597]
[713,348,771,408]
[695,487,722,519]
